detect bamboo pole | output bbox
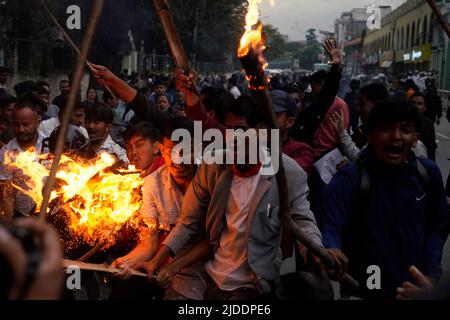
[426,0,450,39]
[62,259,149,278]
[240,49,359,292]
[38,0,105,220]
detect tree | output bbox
[299,28,321,70]
[306,28,319,46]
[264,24,286,60]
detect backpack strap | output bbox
[416,158,431,194]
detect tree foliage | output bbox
[0,0,249,73]
[264,24,286,61]
[299,28,321,70]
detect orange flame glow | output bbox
[238,0,275,58]
[4,151,143,248]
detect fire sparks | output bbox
[4,151,143,249]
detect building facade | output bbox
[362,0,433,77]
[335,7,391,75]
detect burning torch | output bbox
[237,0,359,292]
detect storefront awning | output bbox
[380,61,393,68]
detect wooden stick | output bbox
[62,259,150,278]
[37,0,117,99]
[153,0,199,95]
[38,0,105,220]
[426,0,450,39]
[240,49,359,292]
[77,243,104,262]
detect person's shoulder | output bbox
[327,160,360,192]
[417,157,443,181]
[39,118,55,126]
[282,153,307,177]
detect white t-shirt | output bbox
[39,118,89,139]
[205,171,261,291]
[0,132,48,215]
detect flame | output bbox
[238,0,265,59]
[238,0,275,88]
[4,151,143,248]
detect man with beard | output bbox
[0,99,48,222]
[320,98,450,299]
[85,103,128,163]
[138,96,323,300]
[52,79,70,109]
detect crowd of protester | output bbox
[0,38,450,301]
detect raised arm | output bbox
[316,39,343,121]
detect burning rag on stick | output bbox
[3,150,145,256]
[236,0,359,292]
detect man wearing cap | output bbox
[271,89,315,174]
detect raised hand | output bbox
[396,266,434,300]
[323,39,342,66]
[90,63,116,87]
[329,111,346,134]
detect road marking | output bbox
[437,133,450,140]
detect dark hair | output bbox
[308,70,327,85]
[359,83,389,103]
[86,87,98,101]
[36,81,50,89]
[410,91,426,100]
[152,78,168,89]
[0,95,18,110]
[404,79,419,91]
[37,86,50,96]
[13,81,39,98]
[161,116,195,140]
[76,101,93,112]
[57,96,86,114]
[226,95,266,128]
[86,103,114,123]
[155,93,170,102]
[283,84,300,95]
[14,95,43,115]
[200,87,234,124]
[122,122,161,143]
[368,97,420,132]
[16,92,47,115]
[102,89,116,103]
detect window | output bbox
[411,22,415,47]
[396,30,399,50]
[401,27,405,49]
[423,16,428,43]
[417,19,421,45]
[406,24,410,48]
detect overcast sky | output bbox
[258,0,407,41]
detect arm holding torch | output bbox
[238,36,359,292]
